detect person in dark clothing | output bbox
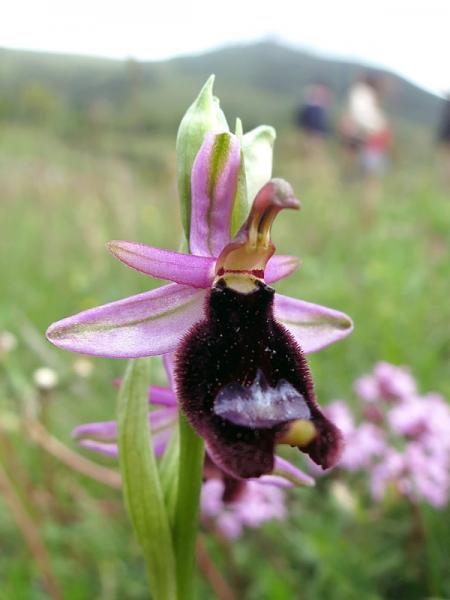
[438,96,450,146]
[295,83,332,160]
[437,95,450,186]
[296,83,331,138]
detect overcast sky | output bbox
[2,0,449,96]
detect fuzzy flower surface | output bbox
[73,355,314,537]
[47,128,352,480]
[326,362,450,508]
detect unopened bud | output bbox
[176,75,229,242]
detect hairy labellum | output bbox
[176,278,343,479]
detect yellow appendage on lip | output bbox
[278,419,317,447]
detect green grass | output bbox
[1,122,449,599]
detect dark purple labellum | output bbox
[175,278,342,479]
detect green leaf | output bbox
[117,358,177,600]
[159,425,179,527]
[176,75,229,244]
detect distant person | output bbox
[295,83,332,159]
[340,74,392,179]
[437,95,450,185]
[438,95,450,146]
[296,83,332,137]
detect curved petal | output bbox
[46,284,207,358]
[265,255,300,284]
[72,408,177,444]
[272,455,315,487]
[106,243,299,291]
[149,384,177,407]
[73,420,117,442]
[79,440,119,458]
[255,456,315,488]
[107,241,214,288]
[274,293,353,354]
[254,475,293,488]
[190,132,240,257]
[79,435,169,458]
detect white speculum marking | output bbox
[213,370,311,429]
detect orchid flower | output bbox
[47,129,352,479]
[45,78,353,598]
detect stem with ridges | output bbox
[173,413,205,599]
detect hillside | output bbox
[0,41,441,132]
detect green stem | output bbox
[173,413,205,599]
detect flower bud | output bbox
[176,75,229,243]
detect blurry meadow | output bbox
[1,44,450,599]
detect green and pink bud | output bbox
[176,75,229,240]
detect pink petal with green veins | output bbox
[46,284,207,358]
[273,293,353,354]
[190,131,240,257]
[107,241,215,288]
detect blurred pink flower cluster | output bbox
[326,362,450,509]
[201,477,286,539]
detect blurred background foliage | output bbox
[0,41,449,599]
